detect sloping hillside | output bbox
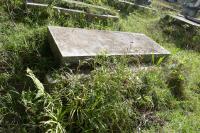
[0,0,200,132]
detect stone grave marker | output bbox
[48,26,170,64]
[166,15,200,27]
[26,0,119,20]
[117,0,157,13]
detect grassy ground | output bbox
[0,0,200,132]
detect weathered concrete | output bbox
[118,0,157,13]
[48,26,170,64]
[170,15,200,27]
[26,1,119,20]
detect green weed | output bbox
[1,0,200,132]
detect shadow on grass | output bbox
[159,15,200,52]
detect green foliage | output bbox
[46,57,151,132]
[1,0,200,132]
[160,15,200,51]
[165,60,187,99]
[26,68,45,98]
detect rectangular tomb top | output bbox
[48,26,170,63]
[171,15,200,27]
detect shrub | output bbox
[159,15,200,51]
[165,60,187,99]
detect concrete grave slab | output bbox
[117,0,157,13]
[26,1,119,20]
[48,26,170,64]
[170,15,200,27]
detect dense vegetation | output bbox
[0,0,200,132]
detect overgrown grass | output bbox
[0,0,200,132]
